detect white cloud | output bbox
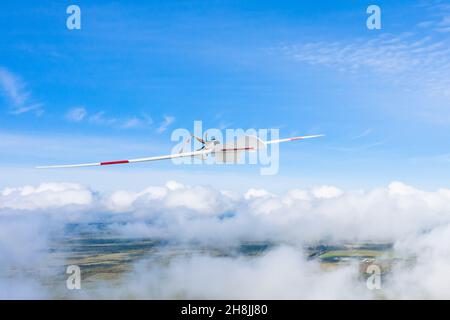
[2,180,450,298]
[120,117,144,129]
[119,114,153,129]
[157,115,175,133]
[352,129,373,140]
[0,67,43,116]
[88,111,117,126]
[439,16,450,27]
[9,103,44,116]
[411,3,450,31]
[0,215,57,299]
[384,224,450,299]
[312,185,342,199]
[105,186,168,212]
[2,180,449,244]
[65,107,87,122]
[100,246,369,299]
[0,182,93,211]
[285,33,450,96]
[0,68,29,106]
[104,181,235,217]
[64,107,153,129]
[244,188,273,200]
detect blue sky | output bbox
[1,0,450,191]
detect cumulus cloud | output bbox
[105,180,236,216]
[311,185,343,199]
[0,182,93,211]
[1,180,450,299]
[244,188,273,200]
[2,180,450,243]
[87,246,369,299]
[0,215,58,299]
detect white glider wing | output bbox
[36,149,212,169]
[214,134,324,163]
[264,134,324,145]
[36,134,323,168]
[214,135,264,163]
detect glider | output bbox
[36,134,324,169]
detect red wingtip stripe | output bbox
[220,147,254,152]
[100,160,130,166]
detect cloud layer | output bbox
[2,180,450,243]
[1,180,450,299]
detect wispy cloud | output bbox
[121,117,143,129]
[284,32,450,96]
[65,107,153,129]
[0,68,29,106]
[409,152,450,164]
[120,115,154,129]
[416,2,450,33]
[88,111,118,127]
[9,103,44,116]
[0,67,43,116]
[352,129,373,140]
[65,107,87,122]
[157,115,175,133]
